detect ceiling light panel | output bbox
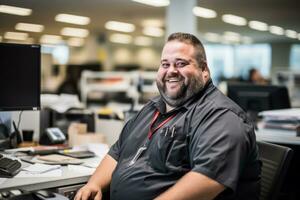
[242,36,253,44]
[68,37,85,47]
[248,20,268,31]
[134,36,153,46]
[143,27,164,37]
[105,21,135,32]
[222,14,247,26]
[285,29,297,39]
[269,25,284,35]
[61,27,89,38]
[55,14,90,25]
[223,31,241,43]
[0,5,32,16]
[193,7,217,19]
[131,0,170,7]
[109,33,133,44]
[15,23,44,32]
[203,32,221,43]
[40,34,62,44]
[4,31,28,40]
[141,19,164,27]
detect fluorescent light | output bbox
[4,31,28,40]
[141,19,164,27]
[203,32,221,43]
[15,23,44,33]
[269,25,284,35]
[223,31,241,43]
[7,37,35,44]
[0,5,31,16]
[68,37,85,47]
[131,0,169,7]
[222,14,247,26]
[248,20,268,31]
[105,21,135,33]
[298,33,300,40]
[40,34,62,44]
[134,36,153,46]
[109,33,132,44]
[285,29,297,39]
[143,27,164,37]
[193,7,217,19]
[61,27,89,38]
[242,36,253,44]
[55,14,90,25]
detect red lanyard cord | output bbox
[148,110,176,139]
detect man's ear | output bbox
[201,62,210,81]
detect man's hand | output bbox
[74,183,102,200]
[73,155,117,200]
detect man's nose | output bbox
[168,64,178,74]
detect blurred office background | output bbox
[1,0,300,135]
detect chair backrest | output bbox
[257,141,293,200]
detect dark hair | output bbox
[249,68,257,81]
[167,32,207,67]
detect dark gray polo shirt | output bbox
[108,80,261,200]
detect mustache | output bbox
[163,74,183,81]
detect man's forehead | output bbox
[161,41,196,60]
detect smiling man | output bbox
[75,32,261,200]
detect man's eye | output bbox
[176,61,188,68]
[161,63,169,68]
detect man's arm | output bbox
[155,171,225,200]
[74,154,117,200]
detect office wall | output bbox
[271,42,292,70]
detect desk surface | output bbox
[0,157,98,192]
[256,128,300,145]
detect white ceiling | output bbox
[1,0,300,44]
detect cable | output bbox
[17,111,23,130]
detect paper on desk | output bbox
[259,108,300,120]
[22,163,61,174]
[73,143,109,158]
[0,178,7,185]
[16,169,62,177]
[82,157,102,168]
[68,165,95,174]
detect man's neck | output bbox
[165,104,175,112]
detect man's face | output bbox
[156,41,209,107]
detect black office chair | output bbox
[257,141,293,200]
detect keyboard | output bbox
[0,154,22,178]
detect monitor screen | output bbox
[227,83,291,113]
[0,43,41,111]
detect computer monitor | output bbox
[0,43,41,111]
[227,83,291,114]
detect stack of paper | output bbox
[258,108,300,135]
[16,163,62,177]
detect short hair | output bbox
[167,32,207,67]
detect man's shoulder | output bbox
[195,87,248,122]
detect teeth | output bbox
[167,78,179,82]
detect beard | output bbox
[156,73,205,107]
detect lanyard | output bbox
[148,110,176,139]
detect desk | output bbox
[0,157,97,193]
[255,128,300,145]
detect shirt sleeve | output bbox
[107,119,133,161]
[189,108,253,193]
